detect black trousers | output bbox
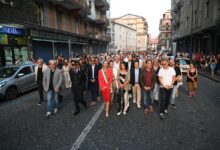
[72,89,86,111]
[159,88,173,113]
[116,88,125,112]
[37,80,44,103]
[90,81,99,102]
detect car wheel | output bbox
[6,87,18,100]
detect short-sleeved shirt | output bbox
[158,67,176,88]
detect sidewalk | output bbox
[198,68,220,83]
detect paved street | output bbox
[0,75,220,150]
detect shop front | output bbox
[0,26,27,67]
[30,30,87,62]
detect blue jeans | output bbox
[47,89,60,113]
[170,85,178,105]
[142,89,153,108]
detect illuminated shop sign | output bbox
[0,26,25,35]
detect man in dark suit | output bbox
[130,61,142,108]
[88,58,100,105]
[69,61,87,115]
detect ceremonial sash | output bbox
[101,69,108,84]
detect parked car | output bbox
[176,58,192,73]
[0,64,37,100]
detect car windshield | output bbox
[179,59,191,65]
[0,67,18,78]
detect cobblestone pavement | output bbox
[0,75,220,150]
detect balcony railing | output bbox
[0,4,39,25]
[47,0,91,15]
[86,32,110,42]
[95,0,109,10]
[94,16,109,26]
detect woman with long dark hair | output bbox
[116,62,130,116]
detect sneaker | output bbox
[90,101,96,106]
[54,108,58,114]
[97,97,101,101]
[159,113,165,119]
[123,111,126,115]
[164,110,168,114]
[137,104,141,108]
[171,104,177,109]
[45,112,52,119]
[117,111,122,116]
[37,102,42,106]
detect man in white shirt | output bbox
[158,59,176,119]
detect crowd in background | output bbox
[33,51,201,120]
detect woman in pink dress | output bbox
[98,61,113,117]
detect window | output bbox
[18,66,32,76]
[0,0,13,6]
[205,0,210,18]
[186,17,189,28]
[194,10,198,24]
[163,14,166,18]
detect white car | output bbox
[176,58,192,73]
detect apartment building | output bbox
[0,0,110,66]
[112,14,149,51]
[110,21,136,53]
[171,0,220,55]
[150,37,158,51]
[158,10,172,51]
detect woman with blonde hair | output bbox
[187,63,198,97]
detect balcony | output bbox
[86,32,110,42]
[172,0,183,13]
[47,0,91,16]
[94,16,109,26]
[95,0,110,11]
[0,4,39,25]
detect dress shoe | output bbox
[84,105,88,111]
[73,111,80,115]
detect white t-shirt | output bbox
[158,67,176,87]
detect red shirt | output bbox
[145,70,152,87]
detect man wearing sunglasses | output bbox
[158,59,176,119]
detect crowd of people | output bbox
[194,52,220,78]
[34,52,200,119]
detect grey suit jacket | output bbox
[43,68,63,92]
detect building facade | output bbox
[158,10,172,51]
[171,0,220,55]
[0,0,110,66]
[150,37,158,51]
[110,21,136,53]
[112,14,149,51]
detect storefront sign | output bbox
[0,26,25,35]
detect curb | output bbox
[198,72,220,83]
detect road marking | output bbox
[70,103,104,150]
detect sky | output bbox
[110,0,171,38]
